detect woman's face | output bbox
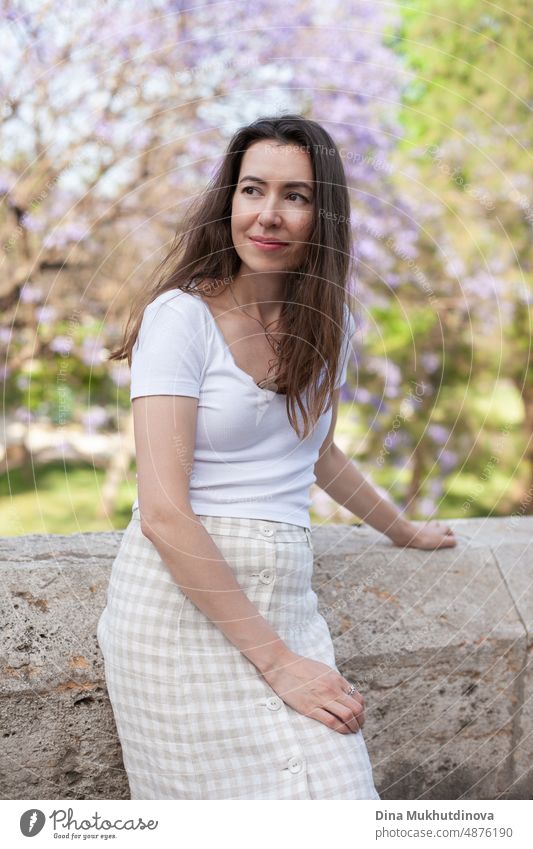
[230,139,315,274]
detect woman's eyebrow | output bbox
[238,175,314,192]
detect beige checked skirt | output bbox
[97,511,380,800]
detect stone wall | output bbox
[1,516,532,800]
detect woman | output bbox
[97,114,456,800]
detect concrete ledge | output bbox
[1,516,532,799]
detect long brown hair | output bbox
[109,113,356,439]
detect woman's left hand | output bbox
[389,519,457,550]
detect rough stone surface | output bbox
[1,516,532,800]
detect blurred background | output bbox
[1,0,531,535]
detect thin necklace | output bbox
[226,282,283,356]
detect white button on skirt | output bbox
[97,512,380,800]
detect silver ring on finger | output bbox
[346,682,357,697]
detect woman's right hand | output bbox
[261,651,365,734]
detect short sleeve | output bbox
[335,306,357,389]
[130,293,206,400]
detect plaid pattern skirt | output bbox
[97,511,380,800]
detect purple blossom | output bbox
[0,364,11,381]
[369,395,387,412]
[36,306,57,324]
[384,430,400,449]
[384,384,400,399]
[421,352,440,373]
[80,337,105,367]
[339,383,354,403]
[0,328,12,345]
[356,237,381,263]
[20,284,44,303]
[42,223,88,250]
[462,271,497,300]
[440,450,458,472]
[50,335,73,355]
[21,213,43,232]
[429,478,443,496]
[354,387,372,403]
[385,272,400,288]
[0,179,11,194]
[81,405,109,433]
[14,406,35,423]
[391,238,419,260]
[428,423,450,445]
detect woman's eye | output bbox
[241,187,308,202]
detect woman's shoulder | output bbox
[135,287,208,355]
[145,286,206,317]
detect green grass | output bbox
[0,461,136,536]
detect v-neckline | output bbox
[196,294,286,396]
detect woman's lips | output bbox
[249,237,289,251]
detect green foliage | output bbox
[368,302,438,355]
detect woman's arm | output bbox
[133,394,293,676]
[314,391,456,549]
[314,442,412,543]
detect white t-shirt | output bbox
[129,288,356,528]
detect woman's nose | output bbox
[257,203,282,227]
